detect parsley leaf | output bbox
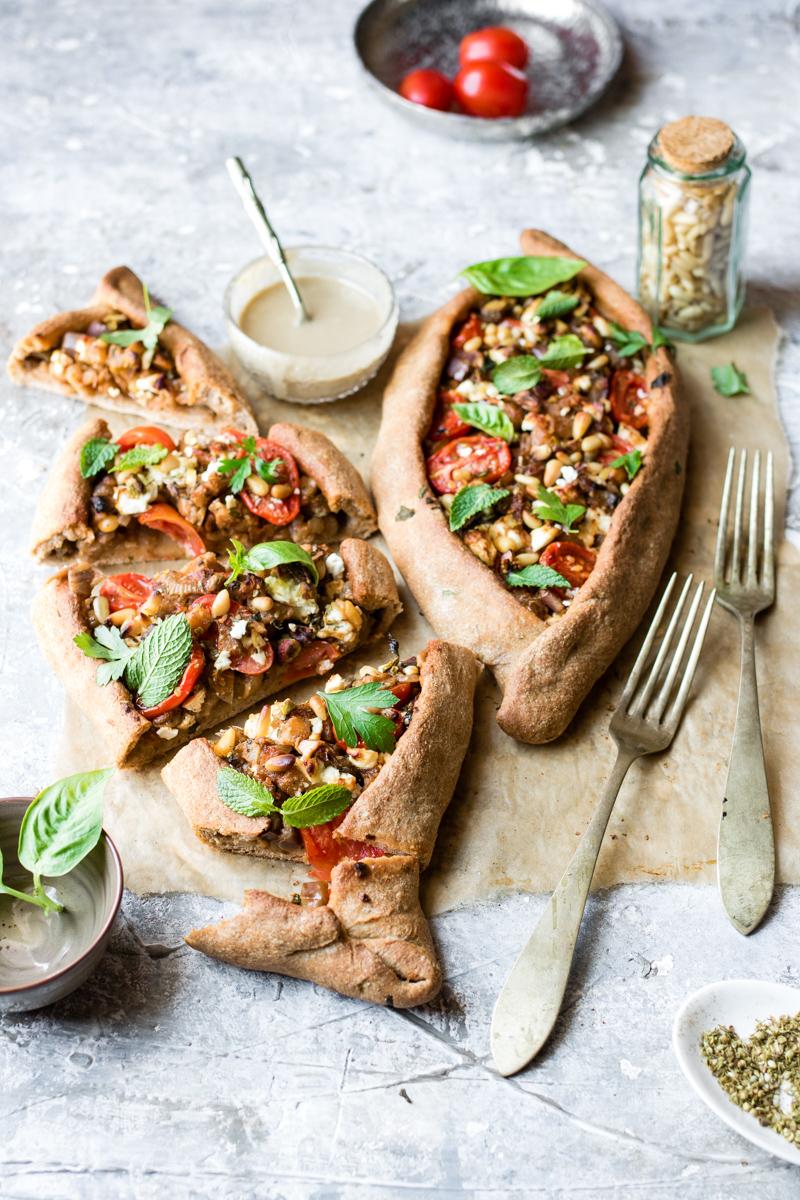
[506,564,571,589]
[539,334,588,371]
[280,785,353,829]
[611,449,643,481]
[114,444,168,472]
[533,484,585,534]
[492,355,541,395]
[711,363,750,397]
[99,282,172,369]
[449,484,510,532]
[452,400,515,442]
[80,437,117,479]
[217,767,277,817]
[226,538,318,586]
[218,456,252,494]
[321,682,398,752]
[255,457,283,483]
[536,290,580,321]
[74,625,134,685]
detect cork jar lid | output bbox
[657,116,734,174]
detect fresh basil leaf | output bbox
[18,768,114,879]
[217,767,277,818]
[0,845,63,911]
[533,484,586,534]
[114,444,168,472]
[321,682,398,753]
[125,614,192,709]
[255,456,283,483]
[711,363,750,397]
[536,290,580,320]
[609,322,650,358]
[74,626,134,685]
[452,401,515,442]
[80,437,117,479]
[218,456,252,494]
[540,334,588,371]
[449,484,510,532]
[492,355,542,395]
[461,256,586,298]
[227,539,319,586]
[611,449,643,481]
[506,564,571,589]
[280,785,353,829]
[651,327,674,351]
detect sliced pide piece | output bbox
[32,538,401,769]
[8,266,255,432]
[31,417,376,564]
[373,229,689,744]
[185,856,441,1008]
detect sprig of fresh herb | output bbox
[99,282,172,369]
[75,614,192,709]
[535,290,580,320]
[539,334,588,372]
[226,538,319,586]
[216,768,352,829]
[460,256,586,297]
[711,363,750,397]
[80,437,118,479]
[611,449,643,481]
[321,682,398,752]
[217,767,277,817]
[609,322,673,359]
[452,400,515,442]
[74,625,135,685]
[533,484,586,534]
[114,444,168,472]
[506,563,571,589]
[449,484,510,532]
[217,436,283,494]
[492,334,588,396]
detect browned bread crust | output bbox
[8,266,256,433]
[185,855,442,1007]
[268,422,377,541]
[372,229,689,744]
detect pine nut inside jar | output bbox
[637,116,751,342]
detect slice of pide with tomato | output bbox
[373,229,689,744]
[30,417,376,564]
[32,538,401,768]
[7,266,255,432]
[161,640,480,1007]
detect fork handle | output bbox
[491,747,638,1075]
[718,614,774,935]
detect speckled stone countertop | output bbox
[2,1,799,1196]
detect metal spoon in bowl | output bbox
[225,156,311,326]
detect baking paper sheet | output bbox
[54,307,799,914]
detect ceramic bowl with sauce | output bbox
[224,246,398,403]
[0,797,123,1013]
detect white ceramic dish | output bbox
[673,979,800,1166]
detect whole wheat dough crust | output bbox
[161,640,480,867]
[186,855,442,1007]
[30,416,377,564]
[372,229,690,744]
[31,538,402,769]
[8,266,256,433]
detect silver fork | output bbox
[490,574,716,1077]
[713,448,776,936]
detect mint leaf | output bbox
[540,334,588,372]
[80,437,117,479]
[114,444,168,472]
[536,290,580,320]
[18,768,113,880]
[452,400,515,442]
[255,456,283,483]
[218,456,252,494]
[461,256,586,297]
[226,538,319,586]
[711,363,750,397]
[321,682,398,752]
[533,484,586,534]
[280,785,353,829]
[125,614,192,709]
[611,449,643,481]
[651,327,674,351]
[100,281,172,369]
[217,767,277,818]
[449,484,510,532]
[506,564,571,589]
[492,355,541,395]
[609,322,650,358]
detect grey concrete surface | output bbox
[1,0,799,1196]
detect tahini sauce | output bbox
[239,276,383,357]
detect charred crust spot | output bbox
[361,893,371,903]
[354,861,370,878]
[395,506,415,521]
[674,461,682,475]
[650,371,672,389]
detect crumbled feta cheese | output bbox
[156,726,179,740]
[214,649,232,670]
[559,466,578,484]
[229,618,248,640]
[324,552,345,579]
[309,717,323,736]
[320,765,343,784]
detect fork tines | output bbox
[714,448,775,593]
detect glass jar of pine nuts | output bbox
[637,116,750,342]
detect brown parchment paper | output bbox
[53,307,800,914]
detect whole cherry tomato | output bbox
[427,434,511,494]
[398,68,454,111]
[540,541,597,589]
[454,60,528,119]
[301,811,385,882]
[459,26,529,70]
[138,503,206,556]
[99,573,154,612]
[115,425,177,452]
[609,370,649,432]
[138,645,205,719]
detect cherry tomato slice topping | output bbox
[426,434,511,494]
[610,371,649,432]
[138,503,206,557]
[138,645,205,719]
[280,641,342,687]
[453,312,483,349]
[454,60,528,120]
[539,541,597,589]
[189,596,275,675]
[427,389,471,442]
[459,25,529,70]
[389,680,416,705]
[99,572,155,613]
[398,68,453,111]
[220,432,301,527]
[301,812,385,882]
[115,425,177,452]
[600,433,634,464]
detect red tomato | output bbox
[280,641,342,686]
[427,389,471,442]
[189,595,275,675]
[427,435,511,494]
[99,573,154,613]
[222,433,301,526]
[301,812,386,882]
[600,433,634,464]
[610,371,649,432]
[138,503,206,556]
[115,425,177,452]
[540,541,597,589]
[459,25,529,70]
[138,645,205,719]
[399,68,453,111]
[541,368,572,391]
[390,680,416,705]
[453,312,483,348]
[454,60,527,119]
